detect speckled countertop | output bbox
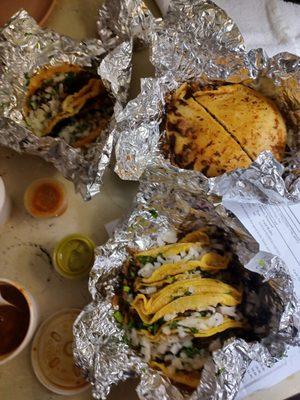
[0,1,299,400]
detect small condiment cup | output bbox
[24,178,68,219]
[0,279,39,365]
[53,234,95,279]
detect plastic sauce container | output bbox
[53,234,95,279]
[31,309,89,396]
[24,178,67,218]
[0,177,11,225]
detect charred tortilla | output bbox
[165,83,251,176]
[165,82,287,176]
[193,84,287,161]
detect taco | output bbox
[23,63,114,148]
[132,278,241,319]
[115,228,248,390]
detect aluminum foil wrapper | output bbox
[97,0,156,51]
[0,9,133,200]
[114,0,300,204]
[74,164,300,400]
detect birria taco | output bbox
[115,227,249,390]
[23,63,114,148]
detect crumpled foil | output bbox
[0,8,133,200]
[97,0,155,51]
[114,0,300,204]
[74,164,300,400]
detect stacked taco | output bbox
[23,63,114,148]
[116,227,248,390]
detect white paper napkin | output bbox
[155,0,300,56]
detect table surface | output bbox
[0,1,299,400]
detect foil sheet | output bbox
[74,164,300,400]
[114,0,300,204]
[0,9,133,200]
[97,0,155,50]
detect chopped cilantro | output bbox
[166,276,176,284]
[129,269,136,278]
[182,346,205,358]
[29,100,37,110]
[199,311,209,317]
[149,209,158,218]
[136,255,157,265]
[113,310,123,323]
[123,285,131,293]
[172,289,191,299]
[182,347,195,358]
[187,327,198,334]
[168,321,178,330]
[147,323,159,335]
[144,318,164,335]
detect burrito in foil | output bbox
[114,226,270,392]
[23,63,114,149]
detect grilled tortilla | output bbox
[193,84,286,161]
[165,82,287,176]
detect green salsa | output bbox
[54,234,95,279]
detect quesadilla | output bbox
[164,82,287,176]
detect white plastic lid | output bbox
[31,309,89,396]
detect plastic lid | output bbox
[31,309,89,396]
[53,234,95,279]
[24,178,67,218]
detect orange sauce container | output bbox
[24,178,68,218]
